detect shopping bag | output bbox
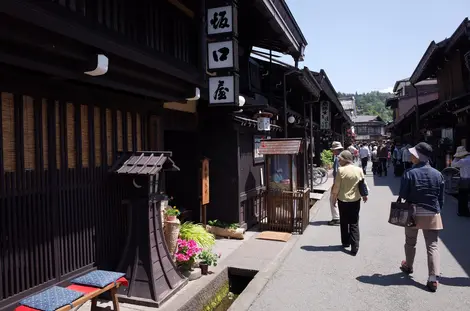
[358,179,368,197]
[388,198,416,227]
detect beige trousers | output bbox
[404,227,440,276]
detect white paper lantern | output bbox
[257,117,271,131]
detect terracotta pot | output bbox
[166,215,177,221]
[200,263,209,275]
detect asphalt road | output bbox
[248,164,470,311]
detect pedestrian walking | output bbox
[359,144,370,175]
[328,141,344,226]
[330,150,368,256]
[398,142,444,292]
[378,141,389,176]
[401,143,412,170]
[451,146,470,217]
[371,146,379,175]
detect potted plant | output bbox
[165,206,180,221]
[206,220,245,239]
[198,250,220,275]
[175,239,202,274]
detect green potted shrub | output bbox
[179,222,216,248]
[165,206,180,221]
[198,250,220,275]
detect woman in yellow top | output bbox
[331,150,368,256]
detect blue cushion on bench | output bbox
[20,286,84,311]
[71,270,125,288]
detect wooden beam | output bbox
[167,0,194,18]
[0,0,204,86]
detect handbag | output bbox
[358,179,368,196]
[388,197,416,227]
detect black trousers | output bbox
[379,158,387,176]
[458,187,470,215]
[361,157,368,174]
[338,200,361,250]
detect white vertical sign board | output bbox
[208,41,234,69]
[320,101,330,130]
[209,76,234,104]
[207,6,233,35]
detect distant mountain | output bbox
[338,91,393,123]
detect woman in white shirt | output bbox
[451,146,470,217]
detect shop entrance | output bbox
[164,130,200,222]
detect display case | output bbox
[258,139,310,234]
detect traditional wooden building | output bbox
[386,78,439,144]
[352,115,387,144]
[0,1,206,309]
[311,70,353,156]
[406,18,470,168]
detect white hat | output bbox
[454,146,470,158]
[330,141,344,150]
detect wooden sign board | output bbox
[202,158,210,205]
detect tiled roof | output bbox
[340,98,355,110]
[352,115,382,123]
[113,152,179,175]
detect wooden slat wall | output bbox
[0,92,145,306]
[52,0,198,66]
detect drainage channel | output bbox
[177,267,257,311]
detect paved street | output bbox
[248,164,470,311]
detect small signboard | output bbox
[208,75,239,105]
[254,135,271,164]
[208,40,237,70]
[202,158,210,205]
[207,6,233,35]
[320,101,330,130]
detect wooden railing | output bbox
[257,188,310,234]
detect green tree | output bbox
[338,91,393,122]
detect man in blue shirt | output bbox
[329,141,343,225]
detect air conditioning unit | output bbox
[465,50,470,72]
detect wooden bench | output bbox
[15,277,128,311]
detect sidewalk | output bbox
[247,167,470,311]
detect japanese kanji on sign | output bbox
[202,158,210,205]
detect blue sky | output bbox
[278,0,470,94]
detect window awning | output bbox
[111,152,179,175]
[258,138,302,155]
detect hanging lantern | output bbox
[254,112,273,132]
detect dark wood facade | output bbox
[410,18,470,152]
[0,0,205,309]
[394,18,470,168]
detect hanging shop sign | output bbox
[320,101,330,130]
[206,2,239,106]
[208,75,239,105]
[207,5,235,35]
[208,39,238,70]
[257,117,270,131]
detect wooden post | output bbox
[201,158,210,225]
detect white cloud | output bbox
[379,86,394,93]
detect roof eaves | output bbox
[444,18,470,54]
[318,69,352,125]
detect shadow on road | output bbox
[439,200,470,276]
[357,272,470,289]
[309,221,330,226]
[300,245,348,254]
[370,168,400,196]
[356,273,427,290]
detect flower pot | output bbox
[200,263,209,275]
[166,215,177,221]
